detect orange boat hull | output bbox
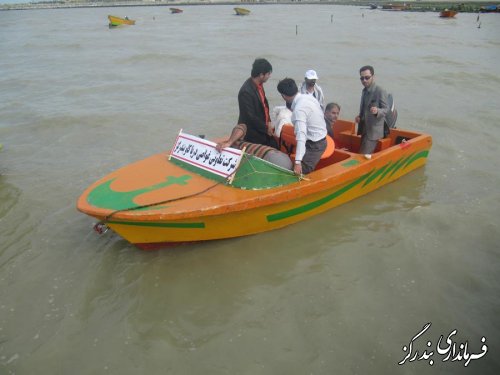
[440,10,458,18]
[77,121,432,249]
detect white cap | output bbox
[305,69,318,80]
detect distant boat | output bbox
[234,7,250,16]
[439,9,458,18]
[381,3,410,11]
[170,8,183,14]
[108,15,135,27]
[480,5,500,13]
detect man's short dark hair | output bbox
[277,78,298,97]
[359,65,374,75]
[251,58,273,78]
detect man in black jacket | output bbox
[237,58,278,149]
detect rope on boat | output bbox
[94,154,246,232]
[102,152,293,220]
[103,180,223,222]
[93,179,223,235]
[234,152,297,180]
[92,152,295,235]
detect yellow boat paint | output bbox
[108,15,135,26]
[77,121,432,249]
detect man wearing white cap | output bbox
[300,69,325,111]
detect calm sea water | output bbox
[1,4,499,374]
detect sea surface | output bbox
[1,4,499,374]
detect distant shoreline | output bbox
[0,0,496,13]
[1,0,357,11]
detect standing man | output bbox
[324,102,341,138]
[237,58,278,149]
[300,69,325,111]
[355,65,389,156]
[277,78,327,175]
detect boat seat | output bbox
[277,124,335,162]
[337,130,359,151]
[333,119,356,135]
[337,130,392,153]
[376,137,392,151]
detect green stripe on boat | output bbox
[108,220,205,228]
[363,163,390,187]
[267,171,372,222]
[267,150,429,222]
[403,150,429,169]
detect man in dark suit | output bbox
[237,58,278,149]
[355,65,389,156]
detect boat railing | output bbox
[315,148,352,170]
[334,127,422,155]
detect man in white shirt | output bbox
[300,69,325,111]
[277,78,327,175]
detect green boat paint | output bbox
[172,153,299,190]
[342,159,360,167]
[87,175,192,210]
[363,163,390,187]
[107,220,205,229]
[266,171,372,222]
[267,151,429,223]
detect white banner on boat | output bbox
[170,131,243,179]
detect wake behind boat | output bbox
[77,120,432,250]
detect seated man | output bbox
[216,124,293,171]
[324,102,341,138]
